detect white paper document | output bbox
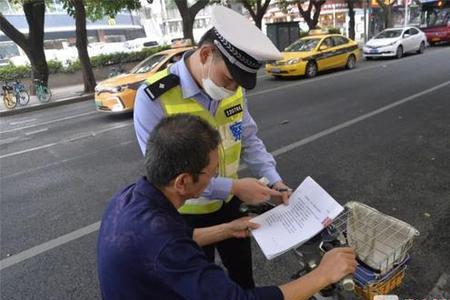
[251,176,344,260]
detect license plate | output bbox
[432,37,440,42]
[271,68,281,73]
[369,49,379,53]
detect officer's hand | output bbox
[271,181,292,205]
[231,178,282,205]
[315,247,357,285]
[225,216,259,239]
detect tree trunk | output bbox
[0,0,48,93]
[376,0,394,30]
[311,1,325,29]
[241,0,262,29]
[182,12,195,42]
[298,0,325,31]
[175,0,209,43]
[384,5,393,28]
[72,0,96,93]
[254,14,263,29]
[297,1,313,30]
[347,0,355,40]
[25,0,48,88]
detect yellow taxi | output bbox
[95,44,194,112]
[265,32,361,79]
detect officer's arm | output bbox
[240,96,282,186]
[133,85,165,154]
[202,96,288,204]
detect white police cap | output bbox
[209,5,282,89]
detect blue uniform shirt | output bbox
[133,53,282,201]
[97,177,284,300]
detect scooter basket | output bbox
[328,201,419,275]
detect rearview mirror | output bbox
[319,44,328,51]
[403,33,410,38]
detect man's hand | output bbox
[315,247,357,285]
[224,216,260,239]
[271,181,292,204]
[231,178,282,205]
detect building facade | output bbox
[0,0,145,62]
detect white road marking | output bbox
[0,222,101,271]
[0,111,97,134]
[25,128,48,136]
[8,118,37,126]
[1,140,135,180]
[1,80,448,270]
[0,122,131,159]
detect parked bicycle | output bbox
[34,79,52,103]
[11,78,30,106]
[2,81,17,109]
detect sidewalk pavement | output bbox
[0,84,94,117]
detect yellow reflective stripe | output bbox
[178,200,223,214]
[221,88,243,105]
[145,69,169,85]
[164,103,205,114]
[224,143,241,161]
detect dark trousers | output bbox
[182,197,255,289]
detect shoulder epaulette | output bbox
[144,73,180,101]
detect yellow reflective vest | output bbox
[145,69,244,214]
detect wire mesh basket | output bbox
[327,201,420,276]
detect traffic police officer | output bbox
[133,6,292,288]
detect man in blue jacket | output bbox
[97,114,357,300]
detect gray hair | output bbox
[145,114,220,187]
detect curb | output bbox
[0,93,94,117]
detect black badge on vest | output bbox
[224,104,243,118]
[144,73,180,101]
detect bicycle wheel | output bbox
[37,86,52,103]
[3,93,17,109]
[17,90,30,106]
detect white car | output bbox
[363,27,427,59]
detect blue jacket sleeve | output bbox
[133,85,165,155]
[155,236,284,300]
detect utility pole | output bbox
[363,0,368,42]
[404,0,409,27]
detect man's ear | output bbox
[199,46,213,65]
[174,173,192,195]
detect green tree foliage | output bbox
[61,0,141,93]
[0,0,49,91]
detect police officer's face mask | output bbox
[202,55,235,101]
